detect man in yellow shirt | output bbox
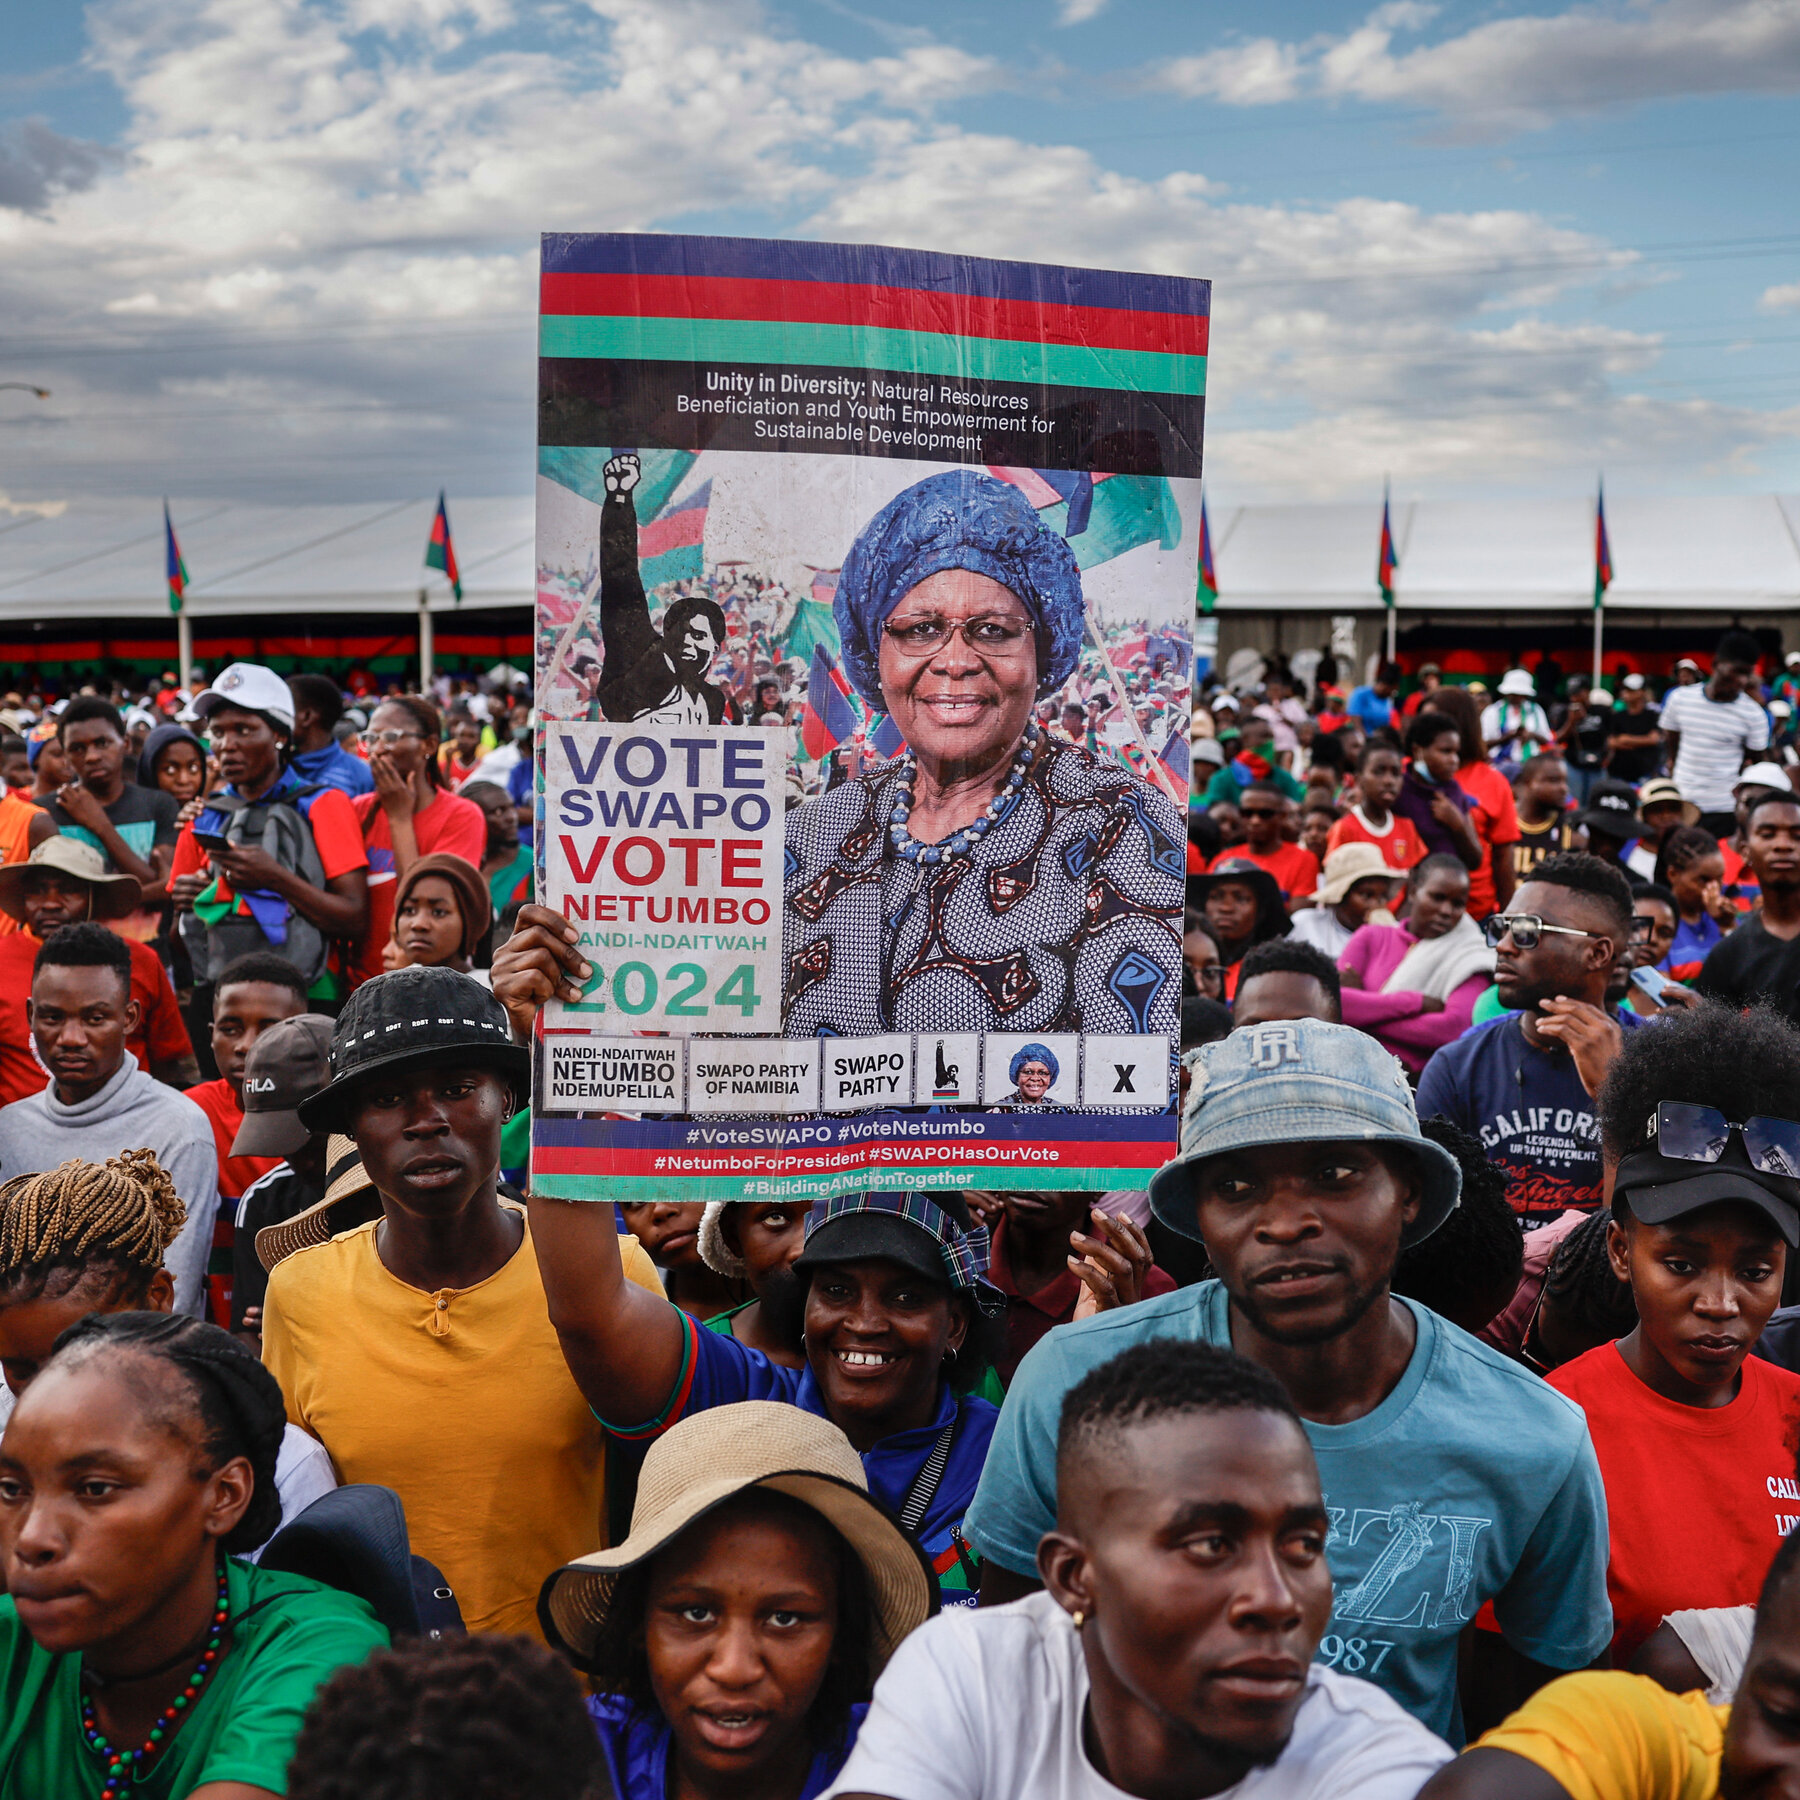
[261,963,660,1638]
[1418,1528,1800,1800]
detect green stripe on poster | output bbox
[538,314,1205,396]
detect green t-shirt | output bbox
[0,1559,387,1798]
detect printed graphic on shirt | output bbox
[1318,1495,1493,1682]
[1476,1103,1603,1216]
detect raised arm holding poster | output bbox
[531,233,1207,1201]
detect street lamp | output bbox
[0,384,50,400]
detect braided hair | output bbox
[50,1312,287,1553]
[0,1150,186,1309]
[1541,1211,1636,1344]
[287,1634,605,1800]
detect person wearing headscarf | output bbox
[783,470,1184,1047]
[996,1041,1068,1112]
[389,851,494,975]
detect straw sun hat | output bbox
[538,1402,937,1670]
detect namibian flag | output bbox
[811,567,839,604]
[802,645,860,761]
[1199,496,1218,614]
[426,492,461,602]
[1377,488,1398,605]
[164,501,188,616]
[987,467,1182,572]
[866,712,907,760]
[1595,481,1613,611]
[639,480,711,587]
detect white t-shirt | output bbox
[1289,905,1355,959]
[824,1591,1453,1800]
[1657,684,1770,814]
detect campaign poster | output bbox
[531,233,1208,1201]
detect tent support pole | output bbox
[418,587,434,690]
[176,610,192,689]
[1385,603,1396,664]
[1593,605,1603,687]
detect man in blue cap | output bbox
[965,1017,1611,1746]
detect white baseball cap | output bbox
[188,662,296,732]
[1621,672,1647,691]
[1735,762,1794,796]
[1498,669,1536,697]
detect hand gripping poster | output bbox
[531,233,1208,1201]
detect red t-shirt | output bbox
[350,788,487,983]
[1326,808,1426,873]
[0,931,194,1106]
[1548,1341,1800,1661]
[1457,759,1522,920]
[1238,842,1320,904]
[184,1076,283,1204]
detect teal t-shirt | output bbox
[0,1559,388,1797]
[962,1283,1611,1746]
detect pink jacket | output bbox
[1337,922,1488,1078]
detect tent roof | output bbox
[0,495,534,622]
[1210,494,1800,613]
[3,490,1798,621]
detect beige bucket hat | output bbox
[538,1401,937,1671]
[253,1135,382,1272]
[1312,841,1401,907]
[0,837,140,925]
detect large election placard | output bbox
[532,233,1208,1200]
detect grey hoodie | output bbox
[0,1058,221,1316]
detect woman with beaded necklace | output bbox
[781,471,1185,1044]
[0,1312,385,1799]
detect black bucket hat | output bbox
[1187,857,1292,942]
[1575,778,1642,841]
[297,966,529,1134]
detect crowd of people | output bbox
[0,634,1793,1795]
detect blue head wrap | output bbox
[1009,1042,1060,1086]
[834,470,1085,712]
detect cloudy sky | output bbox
[2,0,1799,514]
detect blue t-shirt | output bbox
[588,1695,866,1800]
[1415,1011,1642,1220]
[1662,910,1723,984]
[602,1312,995,1606]
[508,754,535,847]
[289,741,374,798]
[1347,685,1396,735]
[963,1285,1609,1745]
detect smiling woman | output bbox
[781,470,1183,1044]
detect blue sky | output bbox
[1,0,1798,510]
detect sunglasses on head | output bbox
[1642,1101,1800,1179]
[1481,913,1604,951]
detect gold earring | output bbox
[1070,1609,1086,1631]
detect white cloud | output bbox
[1761,281,1800,313]
[1,0,1792,508]
[1155,0,1800,129]
[1056,0,1109,23]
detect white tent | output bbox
[1208,494,1800,614]
[0,495,535,622]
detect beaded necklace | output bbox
[888,720,1039,867]
[80,1556,231,1800]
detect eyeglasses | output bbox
[1191,964,1225,990]
[1239,807,1281,821]
[1481,913,1604,951]
[1628,915,1655,939]
[882,615,1035,657]
[1642,1101,1800,1179]
[368,729,423,747]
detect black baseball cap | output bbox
[1576,779,1641,840]
[297,966,529,1134]
[1614,1143,1800,1246]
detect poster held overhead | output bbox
[533,232,1208,1201]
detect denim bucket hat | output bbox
[1147,1018,1461,1250]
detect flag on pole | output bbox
[1377,485,1398,606]
[1594,480,1613,610]
[1198,496,1218,616]
[801,645,861,761]
[164,501,188,616]
[425,491,462,603]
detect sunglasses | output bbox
[1481,913,1604,951]
[1642,1101,1800,1179]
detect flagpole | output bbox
[418,587,434,690]
[177,611,192,689]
